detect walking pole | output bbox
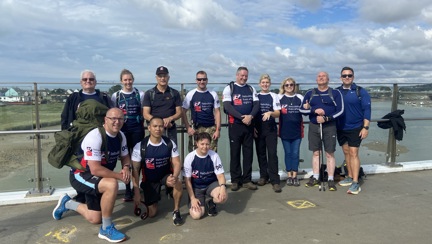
[319,123,326,191]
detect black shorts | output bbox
[188,181,219,208]
[337,127,363,147]
[308,122,337,153]
[69,172,102,211]
[140,174,171,206]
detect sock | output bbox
[102,217,112,230]
[313,174,319,180]
[328,176,334,181]
[65,200,79,211]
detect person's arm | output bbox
[182,108,195,136]
[223,101,243,119]
[143,106,152,121]
[213,107,221,139]
[215,173,228,202]
[87,160,124,181]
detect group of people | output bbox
[52,65,371,242]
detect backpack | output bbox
[334,160,367,181]
[223,81,254,114]
[115,88,143,123]
[48,99,109,170]
[148,87,175,106]
[309,86,362,106]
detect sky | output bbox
[1,0,432,88]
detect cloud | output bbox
[359,0,432,23]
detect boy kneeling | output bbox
[184,132,228,219]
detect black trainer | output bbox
[207,199,218,216]
[328,180,337,191]
[305,176,319,187]
[172,210,184,226]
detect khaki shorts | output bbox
[188,125,218,152]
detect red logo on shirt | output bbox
[146,158,155,169]
[233,94,242,105]
[194,102,202,112]
[86,147,92,156]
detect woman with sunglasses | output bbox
[278,78,304,187]
[254,74,282,192]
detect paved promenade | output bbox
[1,169,431,244]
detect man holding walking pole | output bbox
[300,71,344,191]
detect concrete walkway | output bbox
[1,169,431,244]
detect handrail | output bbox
[1,81,432,197]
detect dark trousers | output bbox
[229,123,254,184]
[254,127,280,185]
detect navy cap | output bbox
[156,66,169,75]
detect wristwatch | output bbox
[363,126,369,130]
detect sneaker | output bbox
[347,182,361,195]
[328,180,337,191]
[98,223,126,243]
[272,184,282,193]
[52,193,71,220]
[123,188,133,202]
[172,210,184,226]
[207,199,218,216]
[286,177,293,186]
[257,178,268,186]
[231,183,240,191]
[339,176,353,186]
[305,177,319,188]
[292,178,300,187]
[243,182,258,190]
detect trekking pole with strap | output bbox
[319,123,326,192]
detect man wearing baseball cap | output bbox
[143,66,182,145]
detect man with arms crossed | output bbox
[336,67,371,195]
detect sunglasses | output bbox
[196,78,208,81]
[341,74,353,78]
[284,84,294,87]
[82,78,95,82]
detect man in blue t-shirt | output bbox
[131,117,184,226]
[222,66,260,191]
[336,67,371,195]
[182,70,221,152]
[300,71,344,191]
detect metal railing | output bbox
[1,81,431,197]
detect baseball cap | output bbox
[156,66,169,75]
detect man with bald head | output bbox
[300,71,344,191]
[52,108,131,242]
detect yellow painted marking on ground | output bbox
[44,225,78,243]
[287,200,316,209]
[159,233,183,243]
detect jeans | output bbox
[281,138,302,172]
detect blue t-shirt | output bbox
[278,94,304,140]
[182,89,220,127]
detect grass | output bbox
[0,103,63,131]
